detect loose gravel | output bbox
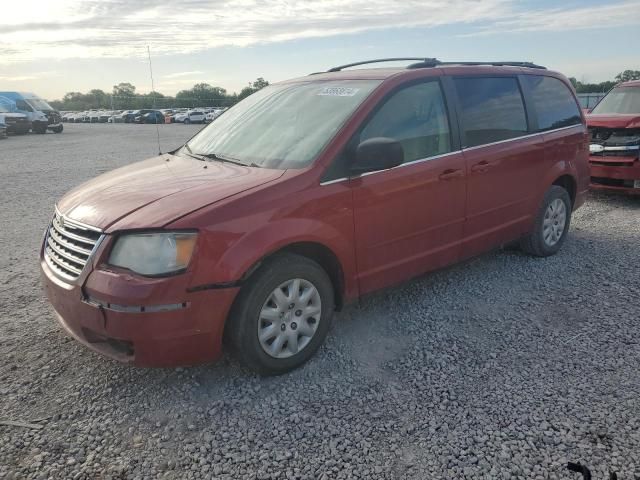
[1,124,640,480]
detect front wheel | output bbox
[227,253,335,375]
[520,185,572,257]
[184,118,191,124]
[34,125,47,134]
[52,125,63,133]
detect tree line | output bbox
[48,69,640,111]
[49,78,269,111]
[569,69,640,93]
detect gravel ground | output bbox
[1,124,640,480]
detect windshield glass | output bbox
[26,97,54,111]
[591,86,640,114]
[185,80,381,169]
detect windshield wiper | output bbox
[202,152,261,168]
[182,143,205,161]
[182,145,261,168]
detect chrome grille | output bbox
[44,211,102,282]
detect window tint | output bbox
[454,77,528,147]
[359,81,451,164]
[524,75,582,131]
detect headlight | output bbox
[108,232,197,276]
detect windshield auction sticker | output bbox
[317,87,360,97]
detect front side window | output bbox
[15,99,33,112]
[358,81,451,163]
[185,80,381,169]
[454,77,528,148]
[591,86,640,114]
[523,75,582,131]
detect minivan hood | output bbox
[586,114,640,129]
[57,154,285,232]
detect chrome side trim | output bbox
[359,150,461,179]
[319,177,349,186]
[319,123,585,184]
[461,124,584,152]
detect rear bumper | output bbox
[589,155,640,194]
[41,259,240,367]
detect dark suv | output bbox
[41,58,589,374]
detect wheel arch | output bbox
[552,174,577,207]
[238,241,346,312]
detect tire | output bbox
[227,253,335,375]
[52,125,63,133]
[34,125,47,134]
[184,118,191,124]
[520,185,572,257]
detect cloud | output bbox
[0,75,38,81]
[164,71,205,78]
[1,0,638,64]
[464,0,640,36]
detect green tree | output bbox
[237,77,270,101]
[112,83,136,109]
[615,70,640,83]
[175,83,227,108]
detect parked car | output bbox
[0,99,32,134]
[137,110,165,124]
[586,80,640,194]
[41,58,589,374]
[204,108,226,123]
[0,92,63,133]
[122,110,141,123]
[175,110,206,124]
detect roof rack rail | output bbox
[321,58,546,73]
[408,60,546,70]
[326,58,438,72]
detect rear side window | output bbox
[359,81,451,163]
[454,77,528,148]
[523,75,582,131]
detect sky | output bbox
[1,0,639,101]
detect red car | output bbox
[41,58,589,374]
[587,80,640,194]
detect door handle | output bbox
[471,160,492,173]
[438,169,463,181]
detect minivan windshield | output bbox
[591,86,640,114]
[184,80,381,169]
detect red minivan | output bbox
[41,58,590,374]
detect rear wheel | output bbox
[184,118,191,125]
[52,125,63,133]
[520,185,572,257]
[227,253,334,375]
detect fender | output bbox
[187,217,359,300]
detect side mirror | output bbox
[351,137,404,174]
